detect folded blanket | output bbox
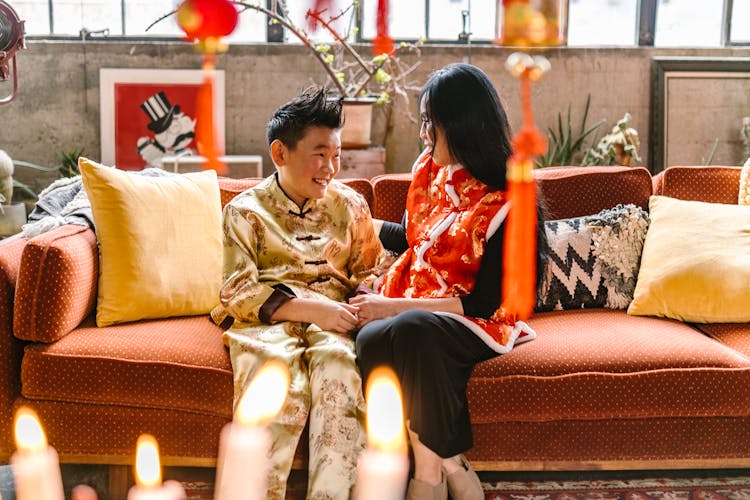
[22,167,174,238]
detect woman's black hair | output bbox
[419,63,513,190]
[420,63,549,288]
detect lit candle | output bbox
[354,367,410,500]
[214,360,291,500]
[127,434,186,500]
[11,406,64,500]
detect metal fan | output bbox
[0,0,25,104]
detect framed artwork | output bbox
[99,68,225,170]
[650,57,750,173]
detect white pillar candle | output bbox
[127,434,185,500]
[10,407,64,500]
[354,367,410,500]
[213,360,290,500]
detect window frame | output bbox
[21,0,750,47]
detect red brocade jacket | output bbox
[379,152,536,353]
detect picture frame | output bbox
[99,68,225,170]
[650,57,750,173]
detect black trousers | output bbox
[355,309,497,458]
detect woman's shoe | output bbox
[406,475,448,500]
[445,454,483,500]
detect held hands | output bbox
[348,294,401,326]
[272,298,360,334]
[306,301,361,334]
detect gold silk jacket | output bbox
[211,174,385,326]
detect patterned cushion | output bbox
[536,204,649,312]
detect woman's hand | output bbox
[272,298,360,334]
[348,294,401,325]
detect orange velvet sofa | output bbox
[1,165,749,478]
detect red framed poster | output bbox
[99,68,225,170]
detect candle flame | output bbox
[235,360,290,426]
[134,434,162,487]
[365,367,406,453]
[14,406,47,452]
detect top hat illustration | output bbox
[140,91,180,134]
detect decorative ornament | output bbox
[499,53,549,320]
[308,0,393,56]
[176,0,239,173]
[497,0,567,47]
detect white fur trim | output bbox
[434,312,536,354]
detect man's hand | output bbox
[272,298,360,334]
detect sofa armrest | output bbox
[0,234,29,457]
[14,225,98,343]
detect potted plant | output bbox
[150,1,421,149]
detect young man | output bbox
[211,86,385,499]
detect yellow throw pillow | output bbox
[628,195,750,323]
[79,158,222,326]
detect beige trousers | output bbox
[225,321,366,500]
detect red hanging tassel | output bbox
[196,54,226,174]
[501,71,546,320]
[373,0,393,56]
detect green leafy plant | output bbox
[701,138,719,166]
[58,148,85,178]
[536,95,603,168]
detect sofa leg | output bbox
[108,464,129,500]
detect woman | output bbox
[351,63,547,500]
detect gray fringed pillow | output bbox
[536,204,650,312]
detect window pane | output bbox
[53,0,122,36]
[655,0,721,47]
[362,0,426,40]
[126,1,182,37]
[225,7,266,43]
[568,0,637,46]
[730,0,750,43]
[12,0,50,35]
[429,0,471,41]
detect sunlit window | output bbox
[567,0,638,46]
[655,0,722,47]
[10,0,750,48]
[362,0,494,42]
[729,0,750,45]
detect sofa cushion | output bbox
[695,323,750,360]
[218,176,375,213]
[21,315,233,418]
[628,196,750,323]
[80,158,223,327]
[14,225,97,343]
[468,309,750,423]
[537,204,649,312]
[372,173,411,222]
[654,166,741,203]
[534,166,653,220]
[218,177,262,207]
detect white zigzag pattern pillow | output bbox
[536,204,650,312]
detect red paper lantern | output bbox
[178,0,238,53]
[176,0,239,173]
